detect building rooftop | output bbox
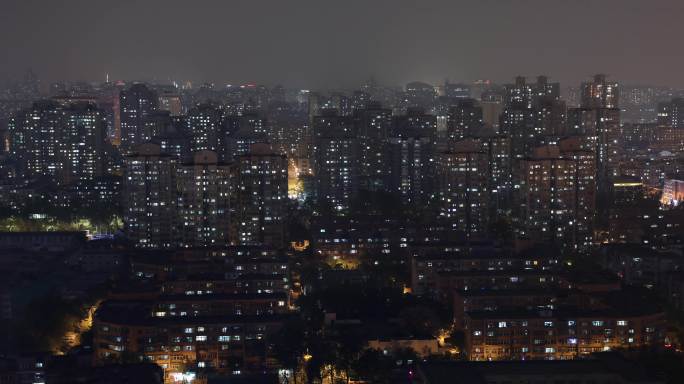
[95,300,291,326]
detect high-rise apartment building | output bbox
[234,144,288,247]
[313,110,359,213]
[447,99,484,141]
[8,101,108,184]
[517,146,579,251]
[177,150,231,248]
[186,103,223,153]
[501,76,565,159]
[123,143,176,249]
[355,103,392,191]
[559,137,596,252]
[8,100,65,180]
[436,139,491,240]
[581,74,619,109]
[657,97,684,128]
[119,83,159,152]
[577,75,622,201]
[386,136,435,204]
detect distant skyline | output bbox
[2,0,684,89]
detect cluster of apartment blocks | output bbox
[409,243,668,361]
[123,142,287,249]
[92,247,292,382]
[308,75,622,254]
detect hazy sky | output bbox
[2,0,684,89]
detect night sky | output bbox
[2,0,684,88]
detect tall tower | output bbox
[559,137,596,253]
[517,145,578,252]
[657,97,684,128]
[119,83,159,153]
[313,110,359,214]
[8,101,108,184]
[61,102,108,184]
[123,143,176,249]
[177,151,231,248]
[8,100,64,180]
[234,144,288,248]
[501,76,565,159]
[186,103,223,153]
[581,74,619,109]
[436,139,491,241]
[355,102,392,191]
[578,75,621,219]
[447,98,484,141]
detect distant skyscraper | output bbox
[581,74,619,109]
[559,136,596,252]
[566,108,597,136]
[186,103,223,153]
[119,84,159,152]
[534,97,566,138]
[8,101,108,184]
[234,144,288,247]
[405,82,436,112]
[595,108,621,179]
[533,75,561,101]
[517,146,575,249]
[158,88,183,116]
[8,100,64,180]
[392,108,437,139]
[501,76,565,159]
[622,122,655,151]
[355,102,392,191]
[579,74,621,180]
[447,99,484,141]
[500,108,534,159]
[351,90,371,111]
[444,82,471,99]
[657,97,684,128]
[437,139,490,240]
[386,136,435,204]
[504,76,534,110]
[123,143,176,249]
[224,113,270,161]
[517,144,593,252]
[479,134,512,215]
[143,110,174,141]
[313,110,359,213]
[177,150,231,248]
[480,90,504,132]
[386,108,438,204]
[501,77,535,159]
[61,102,108,184]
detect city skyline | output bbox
[3,0,684,88]
[1,2,684,383]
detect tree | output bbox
[14,294,82,353]
[272,318,307,383]
[351,349,394,384]
[398,306,442,338]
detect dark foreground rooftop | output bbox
[416,353,664,384]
